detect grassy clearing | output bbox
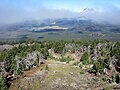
[9,59,112,90]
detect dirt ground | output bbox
[9,58,117,90]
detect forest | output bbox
[0,39,120,90]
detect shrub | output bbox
[34,54,39,67]
[0,76,8,90]
[103,87,110,90]
[66,57,72,64]
[80,52,89,65]
[111,42,120,59]
[111,75,115,82]
[115,74,120,84]
[16,68,23,75]
[80,70,84,74]
[60,57,67,62]
[79,64,83,69]
[45,64,49,71]
[60,57,72,63]
[73,61,80,66]
[90,60,105,74]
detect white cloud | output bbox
[0,6,79,25]
[0,5,120,25]
[80,6,120,25]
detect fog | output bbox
[81,5,120,25]
[0,6,79,25]
[0,6,120,25]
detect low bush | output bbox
[73,61,80,66]
[0,76,8,90]
[45,64,49,71]
[60,57,72,63]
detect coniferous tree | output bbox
[0,76,8,90]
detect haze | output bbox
[0,0,120,25]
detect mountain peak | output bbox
[82,8,95,12]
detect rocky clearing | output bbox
[9,57,115,90]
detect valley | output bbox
[0,18,120,41]
[0,0,120,90]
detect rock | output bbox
[58,78,61,81]
[103,68,108,75]
[70,72,73,75]
[53,70,57,73]
[113,84,120,89]
[60,62,66,64]
[66,84,69,87]
[48,64,51,66]
[62,83,65,86]
[64,77,67,79]
[70,82,78,89]
[73,66,79,68]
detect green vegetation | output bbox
[73,61,80,66]
[80,52,89,65]
[45,64,49,71]
[0,76,8,90]
[91,61,105,74]
[59,57,72,63]
[111,42,120,60]
[103,87,110,90]
[0,40,120,89]
[115,74,120,84]
[35,54,40,67]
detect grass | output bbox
[59,57,72,64]
[45,64,49,71]
[80,70,85,74]
[73,61,80,66]
[9,59,111,90]
[103,87,111,90]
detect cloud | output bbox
[0,7,30,25]
[0,5,120,25]
[0,6,79,25]
[80,5,120,25]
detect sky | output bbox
[0,0,120,25]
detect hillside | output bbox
[9,59,112,90]
[0,40,120,90]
